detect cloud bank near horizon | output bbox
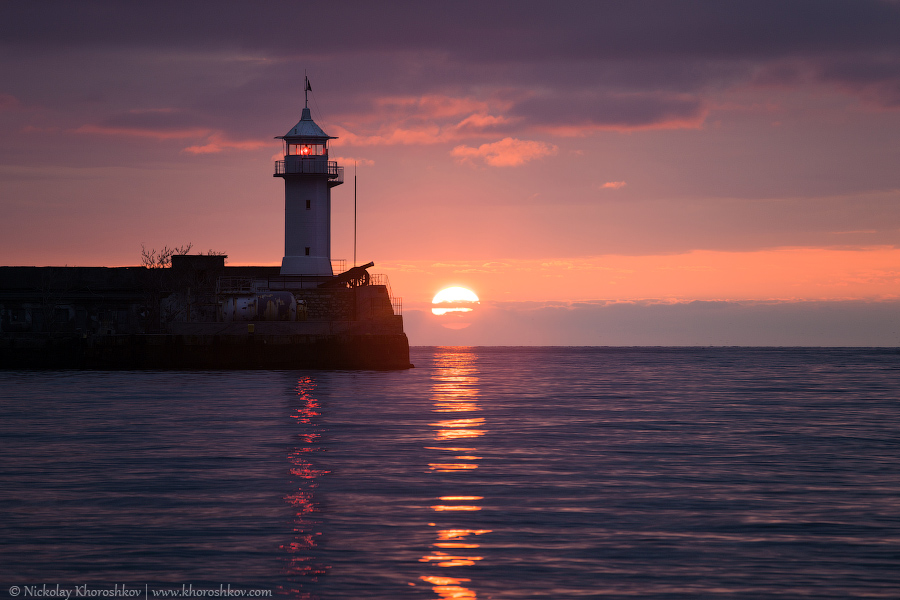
[405,299,900,346]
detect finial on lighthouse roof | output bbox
[278,76,336,140]
[305,75,311,108]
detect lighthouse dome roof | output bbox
[280,107,335,140]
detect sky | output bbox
[2,0,900,345]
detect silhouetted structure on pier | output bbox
[0,84,411,369]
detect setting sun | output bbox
[431,287,480,316]
[432,287,480,330]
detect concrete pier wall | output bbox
[0,332,412,370]
[0,261,412,370]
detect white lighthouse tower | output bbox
[275,79,344,277]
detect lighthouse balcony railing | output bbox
[274,159,344,182]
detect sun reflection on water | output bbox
[419,348,491,599]
[419,575,477,599]
[281,376,328,592]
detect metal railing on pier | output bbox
[369,273,402,316]
[216,270,402,316]
[216,277,254,295]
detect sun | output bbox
[432,287,480,329]
[432,287,479,315]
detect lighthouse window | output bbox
[306,200,311,210]
[288,143,324,156]
[305,247,310,256]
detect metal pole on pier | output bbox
[354,161,357,267]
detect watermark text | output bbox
[7,585,271,599]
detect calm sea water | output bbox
[1,347,899,599]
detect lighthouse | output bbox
[275,79,344,276]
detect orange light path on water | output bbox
[435,430,484,441]
[281,376,328,582]
[430,418,485,427]
[419,551,485,567]
[420,575,477,600]
[435,404,480,413]
[435,529,493,540]
[417,348,489,597]
[429,463,479,472]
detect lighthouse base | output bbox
[281,255,333,276]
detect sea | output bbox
[1,347,899,599]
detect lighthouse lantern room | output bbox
[274,78,344,277]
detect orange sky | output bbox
[381,246,900,312]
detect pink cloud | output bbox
[182,134,268,154]
[539,114,707,136]
[375,94,493,119]
[75,120,266,154]
[341,90,709,144]
[333,117,512,146]
[74,123,211,140]
[334,93,517,146]
[601,181,627,189]
[21,125,59,134]
[514,91,709,135]
[331,124,445,146]
[451,137,558,167]
[454,113,513,133]
[73,108,230,145]
[333,156,375,167]
[0,93,20,110]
